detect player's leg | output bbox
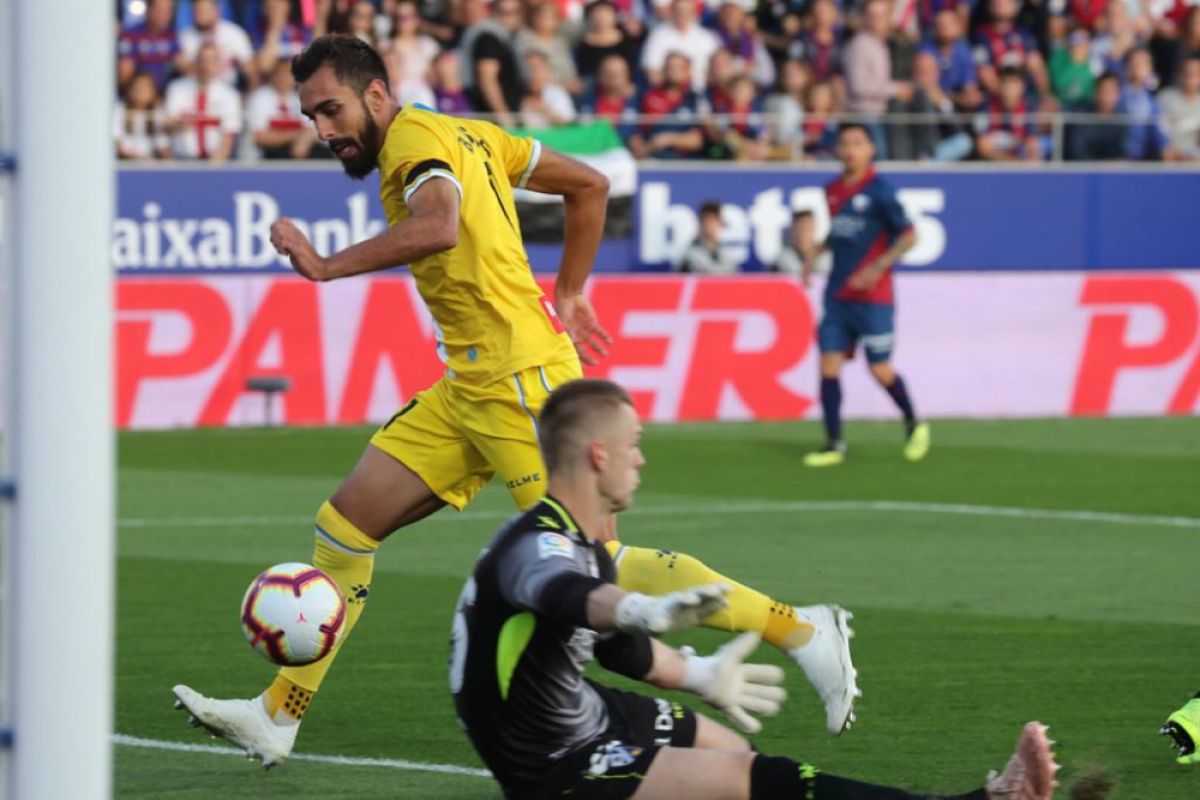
[605,541,858,735]
[629,721,1058,800]
[264,445,447,717]
[806,304,852,467]
[804,350,848,466]
[862,306,929,462]
[174,377,493,765]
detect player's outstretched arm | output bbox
[269,177,460,282]
[523,147,613,364]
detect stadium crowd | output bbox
[115,0,1200,162]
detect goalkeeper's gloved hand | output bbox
[681,632,787,734]
[613,583,729,635]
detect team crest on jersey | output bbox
[852,194,871,212]
[537,532,575,560]
[587,741,644,776]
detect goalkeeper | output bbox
[451,378,1060,800]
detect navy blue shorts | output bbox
[817,300,895,364]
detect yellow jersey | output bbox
[376,105,577,386]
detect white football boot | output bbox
[788,604,860,735]
[172,684,299,769]
[986,722,1060,800]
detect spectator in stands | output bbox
[118,0,184,91]
[576,0,639,82]
[755,0,806,69]
[463,0,528,126]
[579,53,641,140]
[803,80,840,158]
[1050,28,1097,105]
[705,49,740,112]
[114,72,172,160]
[254,0,312,78]
[1158,7,1200,88]
[628,52,706,158]
[1160,55,1200,159]
[383,39,438,106]
[773,209,815,275]
[919,9,983,110]
[706,74,770,159]
[247,57,322,159]
[972,0,1051,100]
[844,0,910,158]
[679,201,738,274]
[164,42,242,162]
[431,50,474,113]
[518,2,583,95]
[641,0,720,89]
[384,0,440,86]
[795,0,846,104]
[973,65,1041,160]
[520,50,578,127]
[1065,70,1127,159]
[915,0,973,34]
[1090,0,1141,80]
[1121,47,1174,158]
[766,58,810,158]
[347,0,382,43]
[905,50,976,159]
[180,0,257,88]
[714,0,776,89]
[414,0,462,49]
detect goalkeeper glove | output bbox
[613,583,729,635]
[682,632,786,734]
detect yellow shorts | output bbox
[369,359,583,511]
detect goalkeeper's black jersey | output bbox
[450,496,632,796]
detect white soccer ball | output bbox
[240,562,346,666]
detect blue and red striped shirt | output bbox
[824,169,913,305]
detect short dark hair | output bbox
[292,34,391,94]
[699,200,722,219]
[539,379,634,475]
[585,0,616,18]
[1096,70,1120,87]
[792,210,813,223]
[837,121,873,143]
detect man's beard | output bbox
[331,105,380,180]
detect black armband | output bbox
[537,572,608,628]
[594,632,654,680]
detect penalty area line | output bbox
[112,733,492,778]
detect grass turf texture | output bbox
[116,417,1200,799]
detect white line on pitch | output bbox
[112,734,491,778]
[117,500,1200,530]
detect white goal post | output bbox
[1,0,115,797]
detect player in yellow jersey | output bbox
[172,35,858,767]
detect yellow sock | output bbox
[265,501,378,720]
[605,542,815,651]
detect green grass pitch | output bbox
[115,417,1200,798]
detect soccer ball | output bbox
[240,563,346,666]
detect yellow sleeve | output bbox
[379,118,464,204]
[490,124,542,189]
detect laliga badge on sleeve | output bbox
[537,532,575,560]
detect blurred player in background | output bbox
[453,378,1060,800]
[802,123,930,468]
[173,35,858,767]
